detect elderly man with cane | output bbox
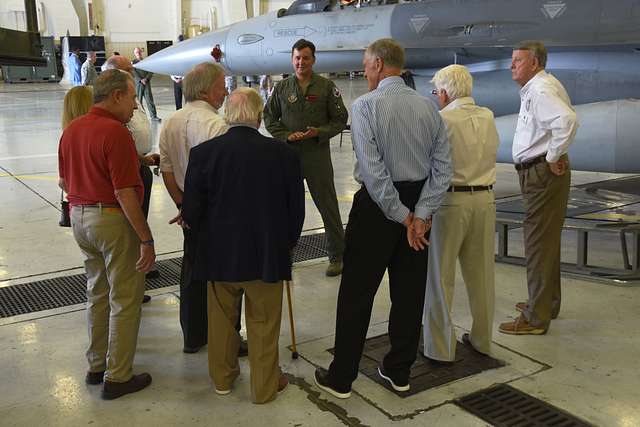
[181,87,305,404]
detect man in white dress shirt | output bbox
[499,41,578,335]
[423,64,499,362]
[160,62,240,354]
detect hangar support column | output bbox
[69,0,89,36]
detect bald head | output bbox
[103,55,134,75]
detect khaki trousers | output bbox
[207,280,283,404]
[71,206,145,382]
[423,190,496,361]
[518,156,571,328]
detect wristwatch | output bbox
[141,239,154,246]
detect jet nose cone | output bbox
[134,28,230,76]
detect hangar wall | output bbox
[0,0,292,59]
[0,0,80,37]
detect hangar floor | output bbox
[0,78,638,426]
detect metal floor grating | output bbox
[329,330,505,397]
[455,384,593,427]
[0,232,330,318]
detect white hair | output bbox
[224,87,263,126]
[431,64,473,100]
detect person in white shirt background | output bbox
[423,64,499,363]
[499,40,578,336]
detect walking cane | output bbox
[285,280,299,359]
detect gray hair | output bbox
[183,62,225,102]
[224,87,263,126]
[93,69,132,103]
[431,64,473,100]
[515,40,547,68]
[366,38,405,69]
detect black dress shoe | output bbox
[146,270,160,279]
[85,370,105,385]
[183,345,202,354]
[314,367,351,399]
[377,365,409,392]
[238,339,248,357]
[142,295,151,304]
[101,373,152,400]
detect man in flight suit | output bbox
[264,39,348,277]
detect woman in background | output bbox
[62,85,93,129]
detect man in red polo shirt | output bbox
[58,69,156,400]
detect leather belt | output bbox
[447,185,493,192]
[76,203,120,208]
[515,154,547,171]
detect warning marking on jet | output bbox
[274,26,318,38]
[410,15,430,34]
[326,24,374,35]
[541,1,567,19]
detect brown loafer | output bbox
[515,302,558,319]
[101,373,152,400]
[278,374,289,394]
[499,314,547,335]
[85,370,105,385]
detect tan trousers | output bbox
[207,280,283,404]
[71,206,145,382]
[423,190,496,361]
[519,156,571,328]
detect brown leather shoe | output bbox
[515,301,558,319]
[499,314,547,335]
[85,370,105,385]
[278,374,288,394]
[101,373,152,400]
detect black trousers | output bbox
[181,229,242,348]
[139,164,153,217]
[173,81,183,110]
[328,181,428,388]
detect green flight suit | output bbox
[132,58,158,119]
[264,73,348,261]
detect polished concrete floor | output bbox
[0,78,638,427]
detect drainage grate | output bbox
[0,232,329,318]
[292,232,329,263]
[455,384,593,427]
[0,258,183,318]
[329,330,505,397]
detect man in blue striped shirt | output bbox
[315,38,452,398]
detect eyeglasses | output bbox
[431,89,439,96]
